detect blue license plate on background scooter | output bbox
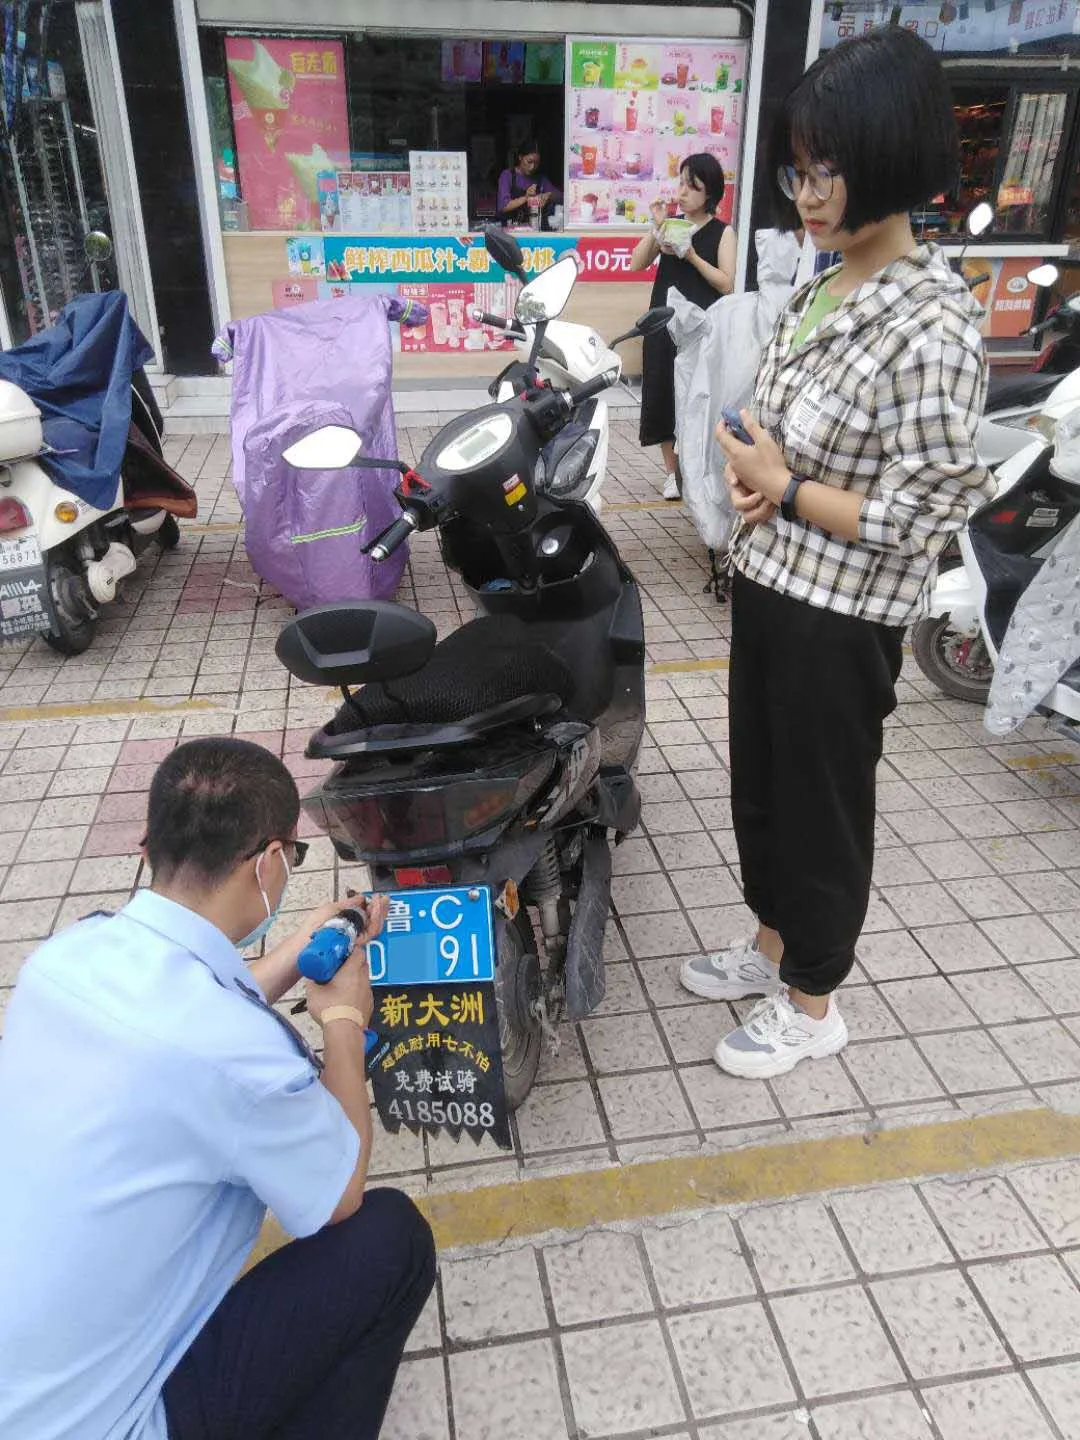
[365,886,496,987]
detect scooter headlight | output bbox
[547,432,599,500]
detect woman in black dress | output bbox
[631,153,737,498]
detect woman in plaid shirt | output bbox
[679,27,994,1078]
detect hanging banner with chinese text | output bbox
[225,35,349,231]
[366,887,511,1149]
[820,3,1080,53]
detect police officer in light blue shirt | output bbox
[0,737,435,1440]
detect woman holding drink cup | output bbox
[631,152,736,499]
[497,139,561,232]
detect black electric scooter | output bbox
[274,233,672,1107]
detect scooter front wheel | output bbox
[42,550,97,656]
[495,909,543,1111]
[911,615,993,704]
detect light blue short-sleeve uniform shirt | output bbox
[0,891,360,1440]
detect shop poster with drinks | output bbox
[271,231,658,352]
[565,38,746,229]
[224,36,350,231]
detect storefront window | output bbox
[1065,139,1080,240]
[199,23,750,356]
[0,3,116,342]
[914,86,1074,241]
[199,30,568,233]
[914,88,1010,240]
[996,91,1068,235]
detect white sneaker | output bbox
[715,990,848,1079]
[662,472,681,501]
[680,938,781,1002]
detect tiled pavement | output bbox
[391,1154,1080,1440]
[2,418,1080,1436]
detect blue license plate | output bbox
[366,886,495,987]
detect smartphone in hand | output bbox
[722,407,755,446]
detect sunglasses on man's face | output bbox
[138,838,309,868]
[245,838,308,868]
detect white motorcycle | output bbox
[0,244,191,655]
[912,428,1079,707]
[471,233,629,513]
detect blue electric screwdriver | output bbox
[296,905,385,1061]
[297,906,369,982]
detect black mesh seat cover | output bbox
[328,615,575,733]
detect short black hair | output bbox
[515,137,541,162]
[681,152,725,213]
[146,737,300,886]
[770,26,960,234]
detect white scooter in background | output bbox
[911,426,1080,706]
[471,234,627,514]
[0,235,194,655]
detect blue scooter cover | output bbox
[0,291,153,511]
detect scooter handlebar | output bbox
[364,510,419,561]
[471,307,513,331]
[567,371,618,408]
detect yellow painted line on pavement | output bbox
[606,500,683,513]
[648,658,729,674]
[247,1107,1080,1265]
[1006,752,1076,771]
[417,1109,1080,1251]
[0,697,223,724]
[185,522,244,534]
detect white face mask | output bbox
[237,848,291,949]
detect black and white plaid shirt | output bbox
[732,244,993,628]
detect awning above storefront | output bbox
[193,0,744,39]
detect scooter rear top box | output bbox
[0,381,42,463]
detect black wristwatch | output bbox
[780,474,804,523]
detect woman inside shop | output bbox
[679,27,993,1081]
[496,139,561,231]
[631,152,736,500]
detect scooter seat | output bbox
[309,614,575,756]
[986,370,1061,414]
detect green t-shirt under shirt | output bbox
[790,282,843,351]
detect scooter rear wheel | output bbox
[42,550,97,656]
[495,909,543,1111]
[911,614,992,704]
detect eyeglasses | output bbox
[244,837,309,868]
[778,162,841,204]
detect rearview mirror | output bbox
[635,306,674,337]
[283,425,362,470]
[483,226,526,278]
[967,202,993,238]
[515,255,578,326]
[1027,263,1059,288]
[84,231,113,264]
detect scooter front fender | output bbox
[926,560,980,633]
